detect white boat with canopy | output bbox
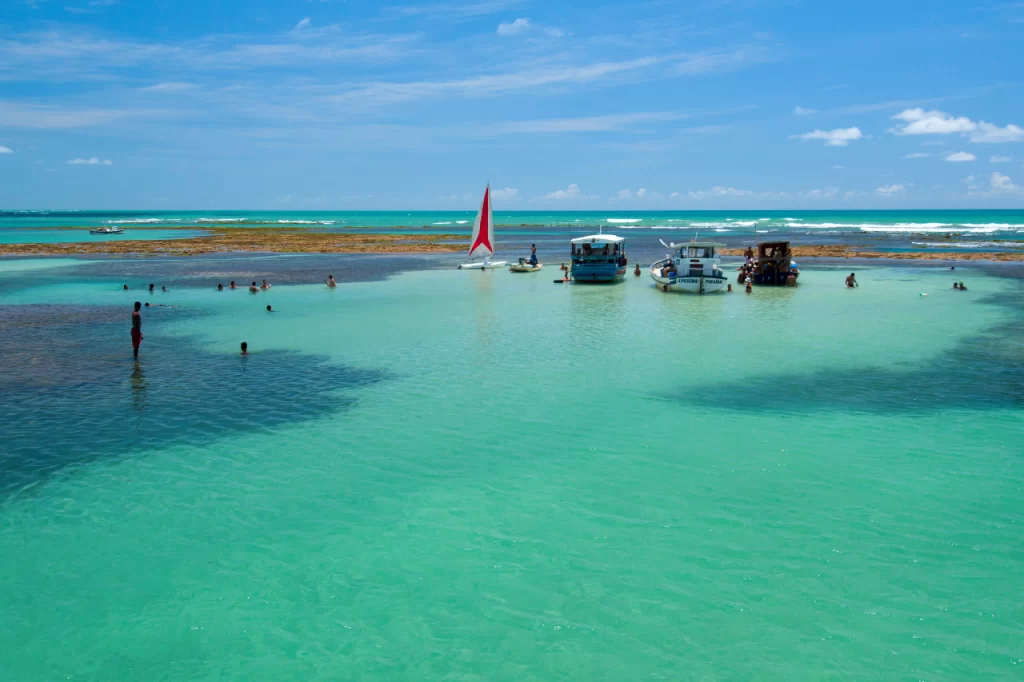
[650,239,728,294]
[457,185,508,270]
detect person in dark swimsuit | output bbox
[131,301,143,359]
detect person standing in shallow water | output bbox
[325,274,337,288]
[846,272,858,288]
[240,341,248,355]
[131,301,143,359]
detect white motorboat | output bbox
[509,259,543,273]
[457,185,508,270]
[650,240,728,294]
[89,226,125,235]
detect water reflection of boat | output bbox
[569,234,626,283]
[89,226,125,235]
[740,241,799,286]
[650,240,728,294]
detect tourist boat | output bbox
[89,226,125,235]
[569,234,627,283]
[457,185,508,270]
[650,240,728,294]
[509,258,543,273]
[739,241,798,286]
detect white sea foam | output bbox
[432,221,453,225]
[197,218,247,223]
[912,241,1024,249]
[456,220,469,224]
[959,223,1024,229]
[756,229,776,233]
[606,218,643,224]
[860,224,998,234]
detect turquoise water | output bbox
[3,209,1024,246]
[0,228,207,245]
[2,257,1023,680]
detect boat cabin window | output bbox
[687,246,713,258]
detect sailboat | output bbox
[457,185,508,270]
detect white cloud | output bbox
[793,106,816,115]
[875,184,906,196]
[891,108,1024,143]
[790,127,863,147]
[295,17,311,29]
[971,122,1024,143]
[490,186,519,200]
[636,187,647,198]
[991,155,1012,163]
[990,172,1017,193]
[832,164,845,169]
[945,151,976,162]
[497,18,530,36]
[67,157,112,165]
[0,145,12,153]
[544,27,565,37]
[617,189,633,199]
[669,191,680,198]
[804,187,839,199]
[903,152,929,159]
[891,109,975,135]
[541,183,595,200]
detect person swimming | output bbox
[161,285,168,292]
[229,281,237,289]
[217,283,223,291]
[148,283,155,293]
[634,264,641,277]
[325,275,337,288]
[745,280,752,293]
[727,283,733,292]
[123,284,129,290]
[249,281,259,293]
[240,341,248,356]
[959,281,967,291]
[266,304,274,312]
[260,279,271,290]
[845,272,858,288]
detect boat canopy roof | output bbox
[571,234,625,245]
[678,241,726,249]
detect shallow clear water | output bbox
[1,258,1022,680]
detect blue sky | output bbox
[1,0,1023,209]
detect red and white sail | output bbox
[468,185,494,258]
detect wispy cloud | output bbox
[140,82,196,93]
[687,186,785,199]
[790,127,863,146]
[991,155,1012,163]
[67,157,112,165]
[990,172,1018,193]
[0,100,170,128]
[0,145,13,153]
[322,57,661,106]
[295,17,311,30]
[793,105,815,115]
[391,0,524,17]
[903,152,929,159]
[492,111,681,134]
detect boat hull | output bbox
[458,260,508,270]
[651,269,728,294]
[570,263,626,283]
[509,263,543,273]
